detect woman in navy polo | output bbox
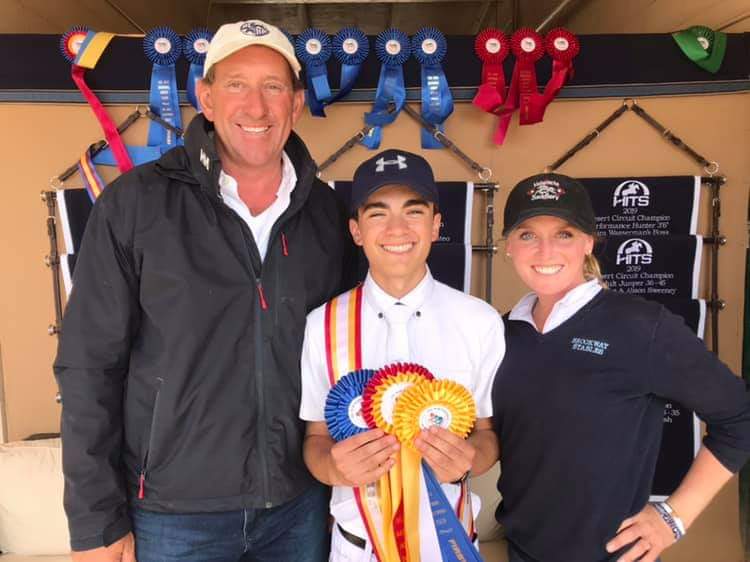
[492,173,750,562]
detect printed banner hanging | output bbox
[581,176,701,237]
[598,235,703,299]
[412,27,453,149]
[183,28,213,111]
[362,28,411,149]
[144,27,183,148]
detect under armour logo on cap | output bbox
[240,21,270,36]
[375,154,407,172]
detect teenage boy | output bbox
[299,149,505,560]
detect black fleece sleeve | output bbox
[647,306,750,473]
[53,183,141,550]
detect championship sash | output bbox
[61,27,134,173]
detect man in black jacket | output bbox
[54,19,352,562]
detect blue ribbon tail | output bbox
[420,65,454,149]
[330,63,360,103]
[305,62,332,117]
[422,462,482,562]
[362,65,406,149]
[187,63,203,112]
[148,64,183,147]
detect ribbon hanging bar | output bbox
[144,27,183,148]
[412,27,454,149]
[362,29,411,150]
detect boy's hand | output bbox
[330,429,400,486]
[414,426,475,483]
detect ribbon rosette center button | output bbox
[554,37,570,51]
[421,38,438,55]
[521,37,537,53]
[419,405,453,430]
[342,38,359,54]
[348,396,368,429]
[385,39,402,55]
[306,38,322,55]
[155,38,172,54]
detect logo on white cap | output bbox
[240,21,269,37]
[375,155,407,172]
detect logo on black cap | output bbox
[527,179,566,202]
[375,155,407,172]
[240,21,270,36]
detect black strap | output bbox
[337,524,367,550]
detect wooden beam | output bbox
[214,0,465,4]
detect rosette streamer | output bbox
[672,25,726,74]
[296,28,333,117]
[423,462,483,562]
[184,28,213,111]
[412,27,453,149]
[494,28,545,145]
[539,28,579,117]
[362,29,411,149]
[471,28,509,114]
[62,26,133,173]
[144,27,183,148]
[325,369,376,442]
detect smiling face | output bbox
[505,215,594,302]
[197,45,304,177]
[349,184,441,297]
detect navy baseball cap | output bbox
[502,173,596,236]
[350,149,439,213]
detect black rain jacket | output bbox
[54,114,353,550]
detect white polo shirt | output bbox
[218,151,296,262]
[508,279,602,333]
[300,269,505,543]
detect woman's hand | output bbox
[605,504,676,562]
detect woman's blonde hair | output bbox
[583,252,607,287]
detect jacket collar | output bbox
[156,113,319,213]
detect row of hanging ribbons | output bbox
[59,26,213,200]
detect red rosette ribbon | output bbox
[472,28,509,113]
[492,28,545,145]
[541,28,580,115]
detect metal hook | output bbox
[622,98,637,109]
[704,161,719,176]
[49,176,64,189]
[478,167,493,182]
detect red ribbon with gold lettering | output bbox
[540,28,579,116]
[471,28,509,114]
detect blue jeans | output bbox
[131,484,330,562]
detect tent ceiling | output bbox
[1,0,748,35]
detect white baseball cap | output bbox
[203,20,301,79]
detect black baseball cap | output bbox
[350,149,439,213]
[502,173,596,236]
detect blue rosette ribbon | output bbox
[295,28,333,117]
[362,28,410,149]
[325,369,376,442]
[412,27,453,149]
[183,28,213,112]
[423,461,482,561]
[329,27,369,104]
[143,27,183,147]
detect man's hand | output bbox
[605,505,676,562]
[414,426,475,483]
[72,532,136,562]
[330,429,399,486]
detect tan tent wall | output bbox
[0,94,748,561]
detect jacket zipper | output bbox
[138,377,164,499]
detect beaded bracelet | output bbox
[651,501,685,541]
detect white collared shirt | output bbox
[300,269,505,542]
[508,279,603,334]
[218,151,296,262]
